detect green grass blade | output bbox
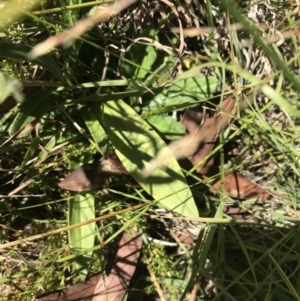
[101,99,198,217]
[0,42,64,81]
[8,89,59,135]
[268,252,300,300]
[81,105,109,155]
[35,127,65,166]
[261,85,300,118]
[222,0,300,93]
[20,136,40,169]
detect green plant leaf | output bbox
[8,89,59,135]
[167,75,219,98]
[122,30,158,81]
[143,74,219,111]
[0,42,64,81]
[101,99,198,218]
[143,55,178,88]
[146,114,186,140]
[69,193,95,279]
[134,43,157,81]
[269,252,300,300]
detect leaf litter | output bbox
[36,230,143,301]
[29,1,300,298]
[54,87,300,299]
[60,93,268,200]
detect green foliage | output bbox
[0,42,64,81]
[68,193,95,279]
[142,73,219,112]
[1,1,300,301]
[146,114,186,140]
[121,29,159,80]
[8,89,59,135]
[101,99,198,217]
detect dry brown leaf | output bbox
[36,230,143,301]
[182,95,235,174]
[58,154,128,192]
[224,205,248,220]
[205,171,275,200]
[58,163,110,192]
[177,233,194,245]
[92,230,142,301]
[179,92,274,202]
[36,273,102,301]
[143,92,255,176]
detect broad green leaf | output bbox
[122,30,158,80]
[167,75,219,98]
[143,74,219,111]
[69,193,95,279]
[143,56,178,88]
[0,42,64,81]
[8,89,59,135]
[146,115,186,140]
[134,43,157,81]
[101,99,198,218]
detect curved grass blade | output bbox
[20,136,40,169]
[101,99,198,218]
[0,42,64,81]
[35,126,66,166]
[8,89,59,135]
[261,85,300,118]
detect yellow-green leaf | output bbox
[101,99,198,218]
[69,193,95,279]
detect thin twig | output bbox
[0,194,46,198]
